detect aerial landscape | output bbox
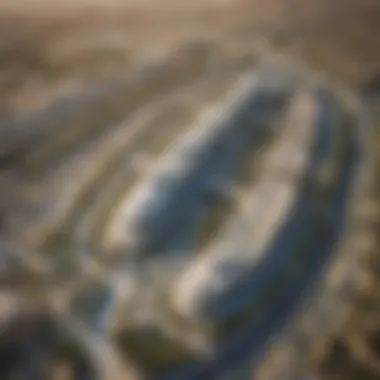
[0,1,380,379]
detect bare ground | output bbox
[1,0,380,112]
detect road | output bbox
[0,2,378,380]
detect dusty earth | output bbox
[1,0,380,379]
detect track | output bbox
[0,40,373,380]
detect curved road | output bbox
[0,40,373,380]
